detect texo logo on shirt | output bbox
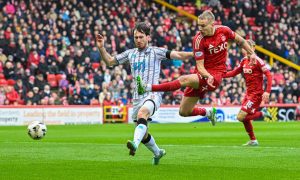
[243,68,252,74]
[208,42,228,54]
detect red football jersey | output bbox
[193,25,236,73]
[225,56,272,96]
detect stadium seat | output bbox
[18,99,25,105]
[177,6,183,16]
[47,74,57,87]
[56,74,63,82]
[182,6,195,15]
[7,79,15,86]
[251,26,263,31]
[90,99,100,105]
[0,73,5,80]
[224,8,230,16]
[92,63,100,69]
[247,17,256,26]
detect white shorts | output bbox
[132,94,162,121]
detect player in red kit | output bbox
[137,10,256,125]
[224,40,272,146]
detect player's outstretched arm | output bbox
[262,69,272,102]
[223,66,242,78]
[234,34,256,60]
[96,34,118,67]
[169,51,193,60]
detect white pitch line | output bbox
[0,142,298,150]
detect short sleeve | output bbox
[153,47,168,61]
[222,26,235,40]
[256,56,268,72]
[193,37,204,61]
[115,49,131,65]
[193,48,204,61]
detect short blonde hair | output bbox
[198,10,215,23]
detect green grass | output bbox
[0,122,300,180]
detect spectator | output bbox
[0,0,297,106]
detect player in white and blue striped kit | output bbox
[96,22,193,165]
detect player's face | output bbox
[134,30,150,50]
[198,19,213,36]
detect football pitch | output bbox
[0,122,300,180]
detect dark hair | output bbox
[133,22,151,36]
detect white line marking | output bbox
[0,142,298,150]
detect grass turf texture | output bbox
[0,122,300,180]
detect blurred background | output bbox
[0,0,298,108]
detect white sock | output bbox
[144,135,160,156]
[146,84,151,91]
[133,124,147,147]
[205,109,210,117]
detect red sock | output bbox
[152,80,181,92]
[243,120,256,140]
[244,112,262,121]
[191,107,206,116]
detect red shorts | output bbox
[184,73,223,99]
[241,94,262,114]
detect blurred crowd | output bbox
[0,0,298,106]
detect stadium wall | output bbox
[0,106,103,126]
[0,104,298,126]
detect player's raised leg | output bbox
[179,96,216,126]
[136,74,199,95]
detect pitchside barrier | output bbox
[0,104,298,126]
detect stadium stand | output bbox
[0,0,298,105]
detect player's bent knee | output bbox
[237,114,245,122]
[137,118,148,126]
[179,110,190,117]
[178,75,191,85]
[137,108,149,118]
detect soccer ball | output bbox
[27,121,47,140]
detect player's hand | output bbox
[262,92,270,103]
[207,75,215,88]
[96,34,105,48]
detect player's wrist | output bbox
[207,74,213,78]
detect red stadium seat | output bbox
[7,79,15,86]
[48,80,57,87]
[251,26,263,31]
[90,99,100,105]
[0,73,5,80]
[187,6,195,15]
[247,17,256,26]
[224,8,230,16]
[177,6,183,16]
[47,74,57,87]
[0,79,7,86]
[92,63,100,69]
[47,74,56,81]
[56,74,63,82]
[18,99,25,105]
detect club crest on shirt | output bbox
[195,51,203,57]
[221,34,226,42]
